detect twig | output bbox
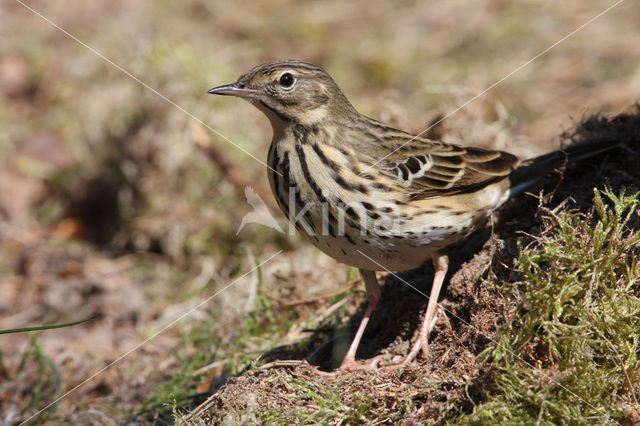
[190,123,273,205]
[283,278,362,307]
[258,360,307,370]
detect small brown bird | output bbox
[209,60,620,371]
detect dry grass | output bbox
[1,0,640,424]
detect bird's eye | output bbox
[279,72,294,88]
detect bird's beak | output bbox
[207,81,258,99]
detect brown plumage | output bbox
[209,60,621,371]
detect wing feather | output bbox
[379,137,519,198]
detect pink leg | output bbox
[383,253,449,370]
[337,269,384,371]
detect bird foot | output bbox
[380,340,428,371]
[305,355,386,376]
[380,299,445,370]
[339,354,385,371]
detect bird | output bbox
[208,60,621,371]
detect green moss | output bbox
[259,375,372,425]
[461,187,640,424]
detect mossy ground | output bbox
[465,187,640,424]
[2,1,640,424]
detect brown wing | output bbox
[379,139,520,199]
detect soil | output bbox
[2,1,640,424]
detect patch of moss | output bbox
[259,375,372,425]
[462,187,640,424]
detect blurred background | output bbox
[1,0,639,422]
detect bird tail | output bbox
[508,136,622,198]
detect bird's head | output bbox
[208,60,355,128]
